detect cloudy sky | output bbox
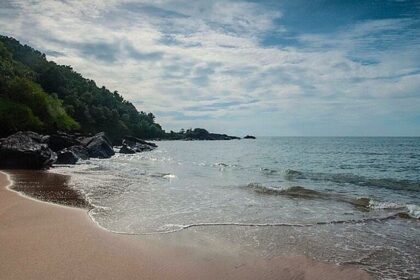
[1,0,419,136]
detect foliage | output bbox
[0,35,164,141]
[6,77,80,131]
[164,128,238,140]
[0,97,43,134]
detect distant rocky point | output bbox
[243,135,256,139]
[119,136,157,154]
[165,128,240,141]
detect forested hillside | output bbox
[0,35,164,141]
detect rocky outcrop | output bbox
[243,135,256,139]
[80,132,115,159]
[187,129,240,140]
[0,131,57,169]
[56,145,89,164]
[56,149,79,164]
[119,144,136,154]
[121,136,157,153]
[44,132,82,152]
[207,133,240,140]
[0,131,159,168]
[66,145,90,160]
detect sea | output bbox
[50,137,419,279]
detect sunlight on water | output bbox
[53,137,420,279]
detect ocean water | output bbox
[53,137,420,279]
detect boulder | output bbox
[123,136,157,147]
[80,132,115,159]
[67,145,90,160]
[0,131,57,169]
[122,136,157,152]
[56,150,79,164]
[56,145,90,164]
[119,144,136,154]
[45,132,81,152]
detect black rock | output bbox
[67,145,90,160]
[56,145,90,164]
[122,136,157,152]
[45,132,81,152]
[207,133,240,140]
[243,135,256,139]
[0,131,57,169]
[182,128,240,140]
[119,144,136,154]
[56,150,79,164]
[80,132,115,159]
[123,136,158,147]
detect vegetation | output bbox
[166,128,240,140]
[0,35,164,141]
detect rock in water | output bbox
[45,132,82,152]
[243,135,256,139]
[119,144,136,154]
[56,150,79,164]
[80,132,115,158]
[122,136,157,152]
[0,131,57,169]
[66,145,90,160]
[56,145,90,164]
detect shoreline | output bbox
[0,170,372,280]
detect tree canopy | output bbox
[0,35,164,141]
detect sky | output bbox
[1,0,419,136]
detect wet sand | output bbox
[0,170,372,280]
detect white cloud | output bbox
[0,0,419,135]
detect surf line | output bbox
[86,211,403,236]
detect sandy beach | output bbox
[0,170,372,280]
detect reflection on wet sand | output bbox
[8,170,90,209]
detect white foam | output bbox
[163,174,177,179]
[368,200,405,210]
[406,204,420,219]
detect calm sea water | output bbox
[54,137,420,279]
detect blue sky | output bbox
[1,0,419,136]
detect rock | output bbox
[123,136,158,147]
[352,197,371,208]
[397,212,411,219]
[183,128,240,140]
[56,145,90,164]
[119,144,136,154]
[208,133,240,140]
[0,131,57,169]
[67,145,90,160]
[56,150,79,164]
[45,132,81,152]
[243,135,256,139]
[80,132,115,159]
[122,136,157,152]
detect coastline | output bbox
[0,170,372,280]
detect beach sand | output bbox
[0,171,372,280]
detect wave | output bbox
[212,162,239,168]
[407,204,420,219]
[351,197,406,210]
[283,169,304,180]
[246,183,323,199]
[163,174,177,179]
[354,198,419,219]
[93,211,415,236]
[149,172,177,179]
[283,169,419,192]
[245,183,420,219]
[260,168,278,175]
